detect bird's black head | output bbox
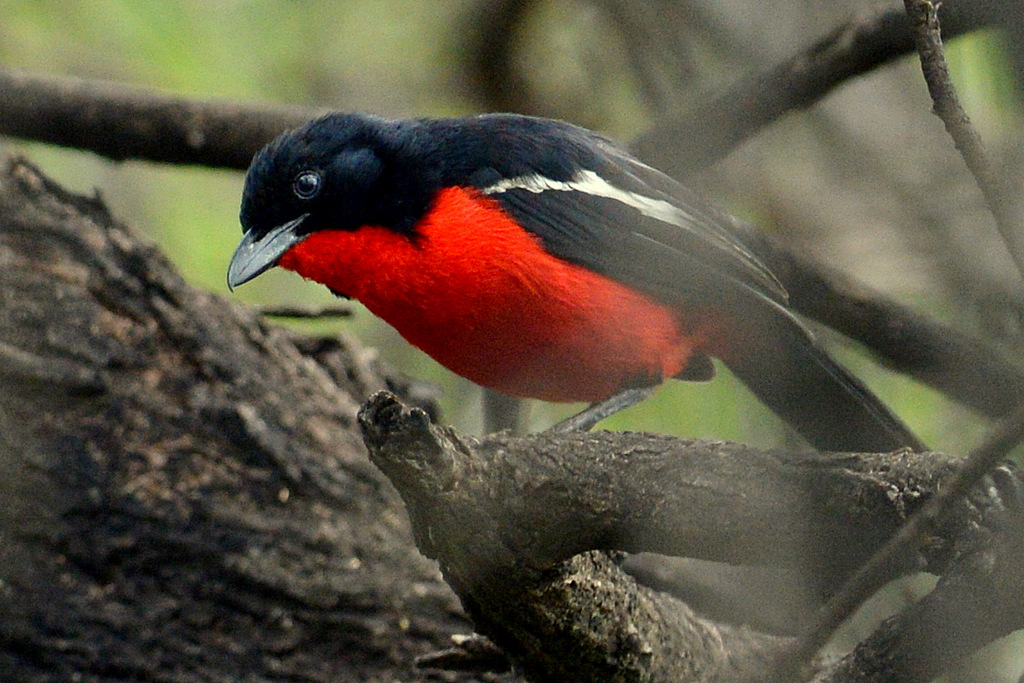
[229,113,428,289]
[239,113,394,239]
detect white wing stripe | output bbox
[481,169,787,300]
[482,170,697,228]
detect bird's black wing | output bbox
[472,129,788,316]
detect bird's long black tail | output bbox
[720,311,923,453]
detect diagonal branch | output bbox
[768,402,1024,681]
[821,465,1024,682]
[752,235,1024,420]
[903,0,1024,283]
[631,2,997,176]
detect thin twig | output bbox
[766,400,1024,681]
[254,304,352,319]
[768,14,1024,670]
[904,0,1024,283]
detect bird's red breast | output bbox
[278,186,726,402]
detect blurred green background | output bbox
[0,0,1021,453]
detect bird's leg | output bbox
[482,389,524,434]
[548,386,655,433]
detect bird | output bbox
[227,112,922,452]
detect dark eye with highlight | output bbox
[293,171,322,199]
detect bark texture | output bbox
[0,158,489,682]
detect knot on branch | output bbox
[359,389,467,494]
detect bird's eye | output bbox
[293,171,322,199]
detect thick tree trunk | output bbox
[0,158,492,682]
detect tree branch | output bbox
[0,67,320,168]
[769,402,1024,681]
[358,391,1014,682]
[752,235,1024,419]
[903,0,1024,283]
[819,462,1024,682]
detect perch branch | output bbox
[821,465,1024,682]
[358,391,1011,682]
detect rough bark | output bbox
[0,158,495,683]
[358,392,1024,683]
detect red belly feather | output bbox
[278,186,715,402]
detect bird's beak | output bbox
[227,214,309,290]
